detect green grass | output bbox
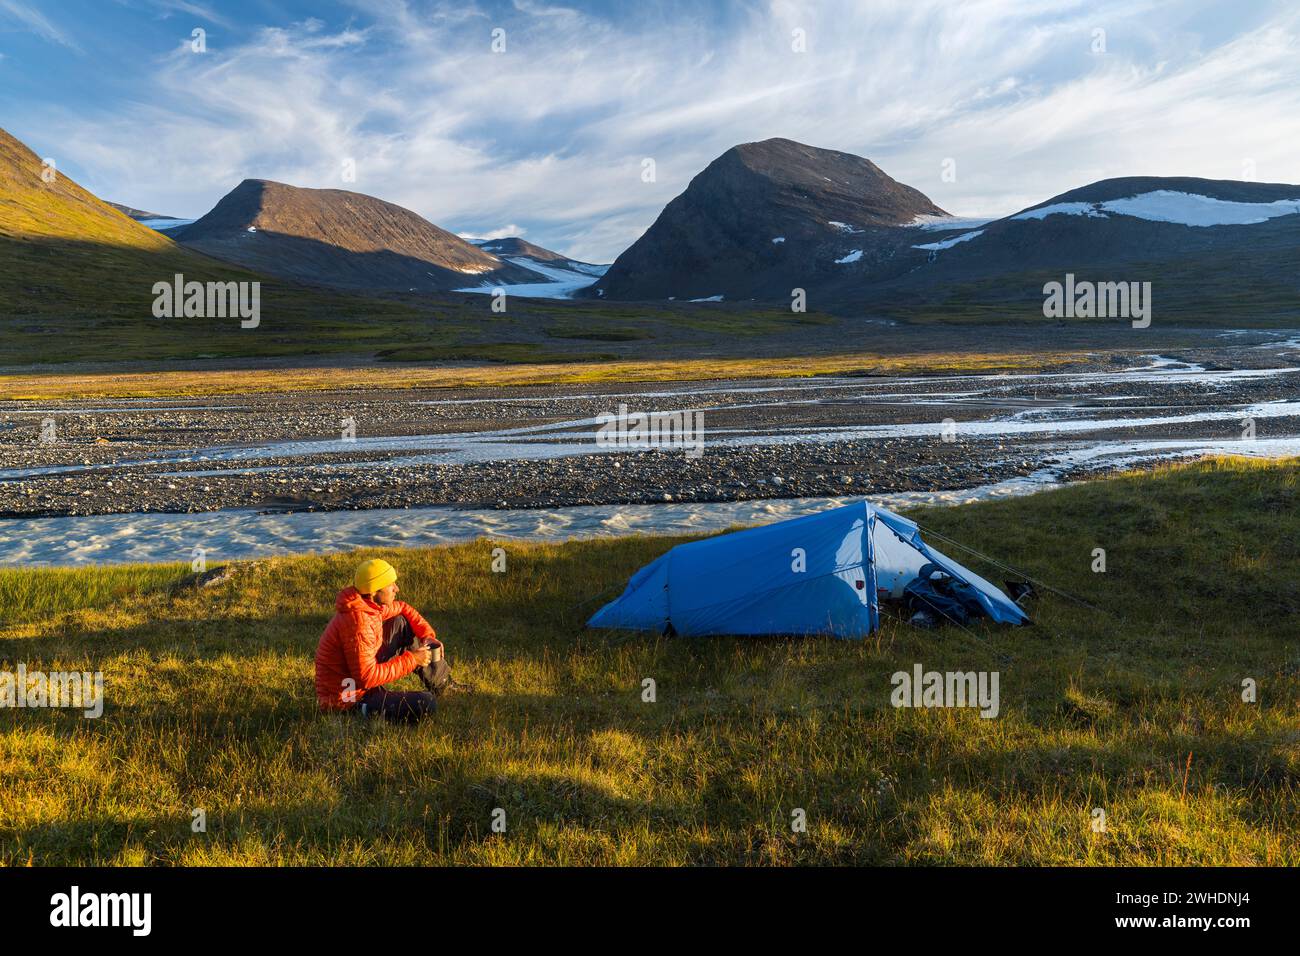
[545,326,655,342]
[0,564,191,626]
[1,456,1297,865]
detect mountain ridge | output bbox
[589,138,1300,313]
[589,137,948,301]
[174,179,539,292]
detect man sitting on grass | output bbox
[315,558,452,723]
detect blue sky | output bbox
[2,0,1298,262]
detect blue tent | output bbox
[587,501,1028,638]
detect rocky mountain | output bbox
[107,200,172,221]
[107,200,192,231]
[8,116,1297,331]
[588,138,1300,320]
[588,137,948,301]
[473,236,606,276]
[0,125,454,365]
[849,176,1300,320]
[457,236,607,298]
[476,236,566,262]
[173,180,540,292]
[897,176,1300,279]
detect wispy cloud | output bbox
[459,223,525,240]
[0,0,79,50]
[142,0,232,27]
[16,0,1300,261]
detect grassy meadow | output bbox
[0,348,1088,401]
[1,456,1297,865]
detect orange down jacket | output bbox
[315,586,440,710]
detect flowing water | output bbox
[2,340,1298,565]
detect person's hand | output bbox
[410,645,433,667]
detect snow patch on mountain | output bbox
[1013,202,1108,222]
[834,249,864,264]
[1014,191,1300,227]
[905,214,995,231]
[453,256,602,299]
[139,217,195,232]
[1104,190,1300,226]
[913,229,986,251]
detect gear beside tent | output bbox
[587,501,1029,638]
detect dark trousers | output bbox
[357,615,442,724]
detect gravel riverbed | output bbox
[2,343,1298,519]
